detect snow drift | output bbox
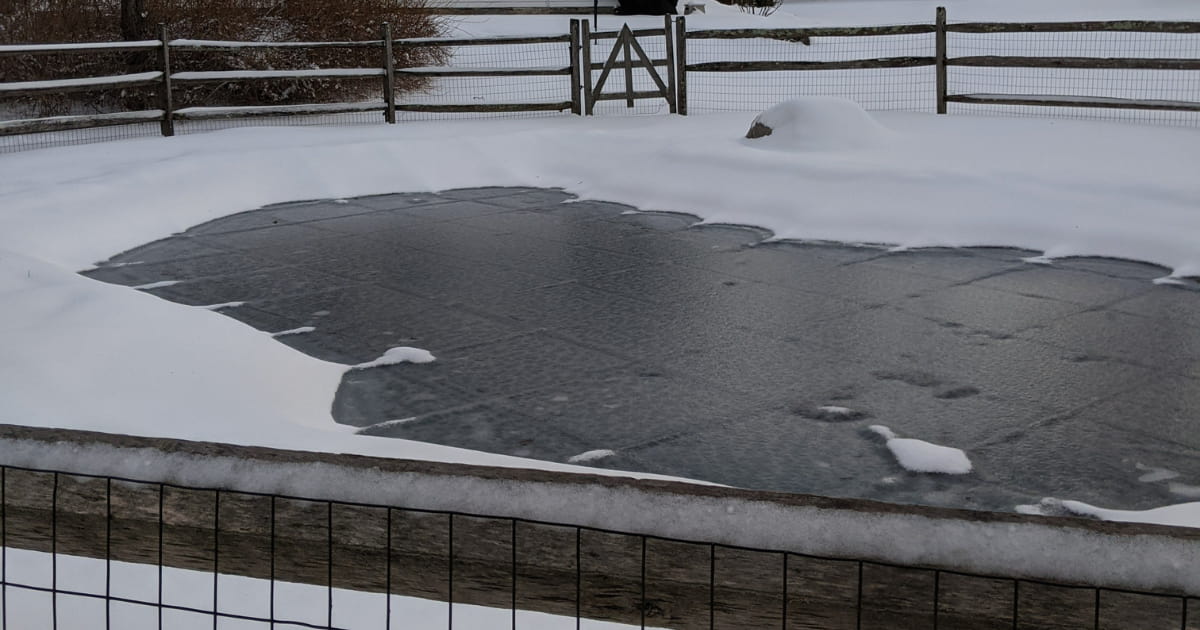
[744,97,894,151]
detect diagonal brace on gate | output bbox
[585,22,678,115]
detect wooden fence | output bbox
[682,9,1200,117]
[1,424,1197,629]
[0,24,582,138]
[2,9,1200,143]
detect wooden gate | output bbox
[577,17,683,115]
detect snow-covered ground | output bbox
[1,0,1199,533]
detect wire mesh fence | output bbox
[943,28,1200,126]
[685,28,937,114]
[1,463,1197,630]
[396,39,577,122]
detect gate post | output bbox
[664,15,678,114]
[582,20,595,115]
[675,16,687,116]
[382,22,397,124]
[936,6,947,114]
[158,23,174,137]
[570,20,583,115]
[622,31,635,108]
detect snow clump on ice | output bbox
[568,449,616,464]
[869,425,973,475]
[744,96,894,151]
[353,346,436,369]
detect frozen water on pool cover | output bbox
[84,186,1200,516]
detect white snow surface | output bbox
[745,97,894,151]
[870,426,973,475]
[353,346,437,369]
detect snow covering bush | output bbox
[744,96,894,151]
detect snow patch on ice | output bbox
[744,97,894,152]
[1136,463,1180,483]
[1019,496,1200,528]
[354,417,417,434]
[132,279,180,290]
[568,449,616,464]
[817,405,856,417]
[353,346,436,369]
[1060,499,1200,529]
[200,301,245,310]
[869,425,973,475]
[271,326,316,337]
[1168,483,1200,499]
[1022,255,1056,265]
[1152,275,1187,286]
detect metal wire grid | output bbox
[685,31,936,114]
[396,41,575,122]
[0,122,162,154]
[945,30,1200,126]
[1,464,1196,630]
[586,33,676,116]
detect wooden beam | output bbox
[947,20,1200,34]
[395,67,572,77]
[0,72,162,97]
[393,102,574,113]
[945,94,1200,112]
[686,24,936,40]
[0,111,164,136]
[686,57,937,72]
[948,56,1200,70]
[393,35,571,48]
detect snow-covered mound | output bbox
[870,425,973,475]
[744,97,894,151]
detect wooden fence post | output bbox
[158,23,174,137]
[675,16,687,116]
[382,22,396,124]
[570,20,583,115]
[622,31,635,108]
[582,20,595,115]
[664,15,678,114]
[936,6,947,114]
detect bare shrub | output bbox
[714,0,783,17]
[0,0,447,116]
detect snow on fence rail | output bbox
[0,425,1197,629]
[2,9,1200,152]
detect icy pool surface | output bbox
[85,187,1200,514]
